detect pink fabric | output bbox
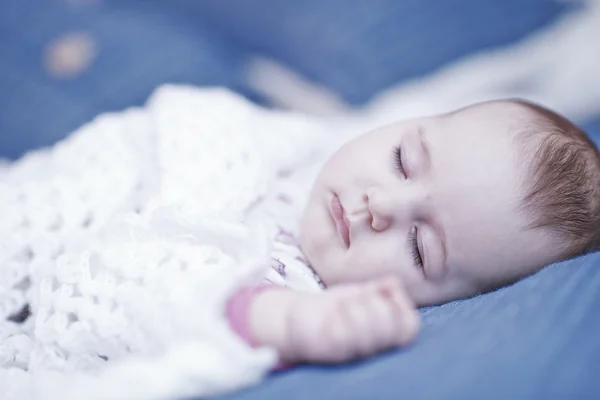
[226,284,275,347]
[226,284,291,370]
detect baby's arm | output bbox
[227,277,420,365]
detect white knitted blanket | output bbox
[0,86,334,400]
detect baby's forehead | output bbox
[429,101,531,147]
[441,100,542,160]
[422,103,532,204]
[451,100,536,124]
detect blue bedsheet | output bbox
[218,120,600,399]
[220,253,600,399]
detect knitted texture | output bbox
[0,85,331,400]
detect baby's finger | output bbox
[363,292,397,350]
[338,296,376,358]
[319,310,354,363]
[387,286,420,345]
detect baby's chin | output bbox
[298,187,331,269]
[298,223,328,280]
[299,224,347,286]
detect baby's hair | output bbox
[513,99,600,259]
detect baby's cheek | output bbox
[341,243,399,282]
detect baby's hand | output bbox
[249,277,419,364]
[287,277,419,363]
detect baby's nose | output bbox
[365,187,393,231]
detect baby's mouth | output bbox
[330,194,351,247]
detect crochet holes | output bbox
[158,255,190,271]
[50,277,61,292]
[203,247,222,265]
[14,246,34,263]
[71,284,83,298]
[158,254,173,267]
[81,213,94,228]
[131,182,146,214]
[48,215,64,232]
[7,304,31,324]
[87,254,102,278]
[67,312,79,324]
[13,277,31,291]
[20,218,31,230]
[51,245,65,261]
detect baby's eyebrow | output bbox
[418,127,432,172]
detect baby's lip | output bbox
[330,194,350,247]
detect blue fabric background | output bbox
[0,0,256,160]
[0,0,569,159]
[189,0,569,105]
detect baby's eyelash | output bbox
[409,227,423,269]
[393,146,406,177]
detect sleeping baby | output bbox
[227,99,600,365]
[1,91,599,398]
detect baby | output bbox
[227,99,600,366]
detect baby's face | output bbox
[300,102,561,306]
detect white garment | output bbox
[0,86,334,400]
